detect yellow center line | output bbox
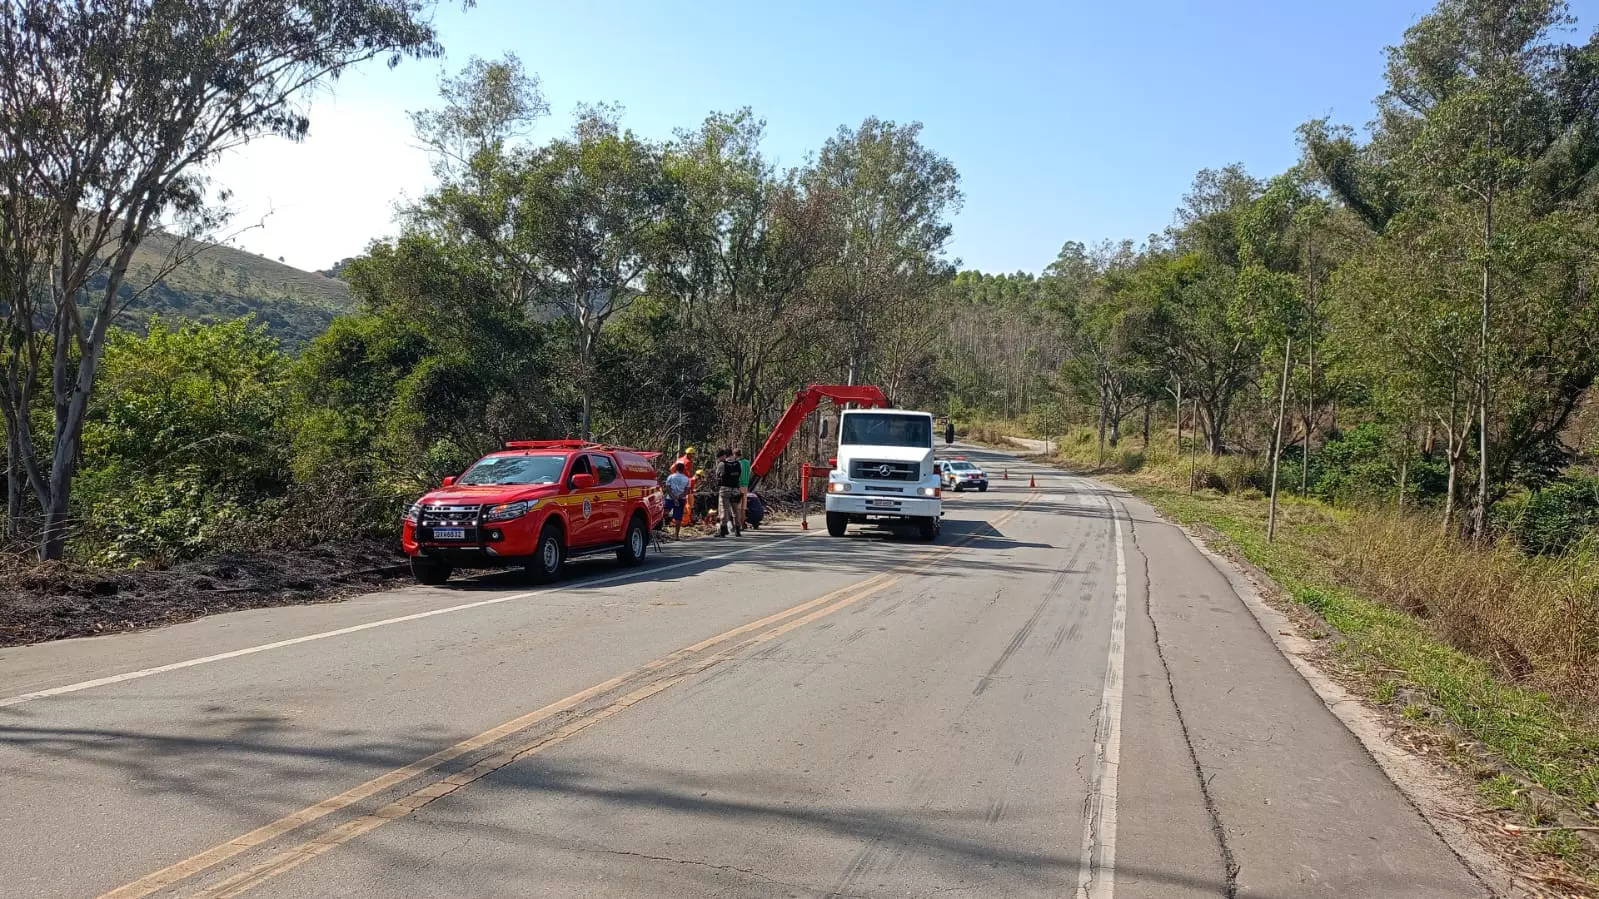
[102,489,1042,899]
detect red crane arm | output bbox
[749,384,890,489]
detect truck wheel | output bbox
[528,523,566,582]
[826,511,848,537]
[617,514,649,566]
[916,516,940,541]
[410,556,452,586]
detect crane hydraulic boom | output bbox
[748,384,890,490]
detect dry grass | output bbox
[1334,517,1599,697]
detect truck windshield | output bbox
[840,414,932,448]
[459,454,568,486]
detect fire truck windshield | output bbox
[459,454,568,486]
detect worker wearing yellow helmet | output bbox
[671,446,697,526]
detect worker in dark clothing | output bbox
[715,449,744,537]
[744,491,766,529]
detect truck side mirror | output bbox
[441,475,456,487]
[571,473,597,490]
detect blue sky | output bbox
[214,0,1599,275]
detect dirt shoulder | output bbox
[0,541,409,648]
[1,496,811,649]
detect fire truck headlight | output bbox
[482,500,535,522]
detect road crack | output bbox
[571,844,819,891]
[1129,512,1241,898]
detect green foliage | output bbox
[76,319,292,563]
[294,233,577,494]
[1496,476,1599,555]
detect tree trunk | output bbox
[40,472,72,561]
[1442,386,1461,536]
[1173,380,1183,457]
[1397,446,1409,513]
[1442,450,1458,536]
[1096,387,1107,464]
[1268,336,1293,543]
[1203,402,1226,455]
[579,329,595,442]
[5,423,21,541]
[1188,397,1200,494]
[1469,183,1493,543]
[1142,403,1151,447]
[1300,326,1315,496]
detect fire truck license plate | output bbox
[432,528,466,540]
[867,499,899,509]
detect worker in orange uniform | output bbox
[673,446,696,525]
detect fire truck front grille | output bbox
[420,504,481,526]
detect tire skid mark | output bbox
[971,528,1093,697]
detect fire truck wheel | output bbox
[617,513,649,565]
[826,511,848,537]
[528,522,566,582]
[410,556,452,586]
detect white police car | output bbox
[937,458,989,492]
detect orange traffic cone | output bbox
[1030,474,1037,488]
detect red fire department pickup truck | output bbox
[402,440,666,585]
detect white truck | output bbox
[824,408,942,540]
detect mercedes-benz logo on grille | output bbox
[876,464,893,478]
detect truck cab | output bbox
[824,409,942,540]
[402,441,665,585]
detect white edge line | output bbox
[1075,491,1127,899]
[0,533,809,709]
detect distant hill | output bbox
[114,233,356,348]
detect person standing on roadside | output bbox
[715,449,743,537]
[664,462,691,539]
[736,448,752,525]
[673,446,697,526]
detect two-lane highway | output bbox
[0,448,1488,897]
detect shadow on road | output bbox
[0,708,1247,897]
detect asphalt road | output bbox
[0,446,1488,898]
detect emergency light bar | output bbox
[505,440,596,450]
[503,440,662,461]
